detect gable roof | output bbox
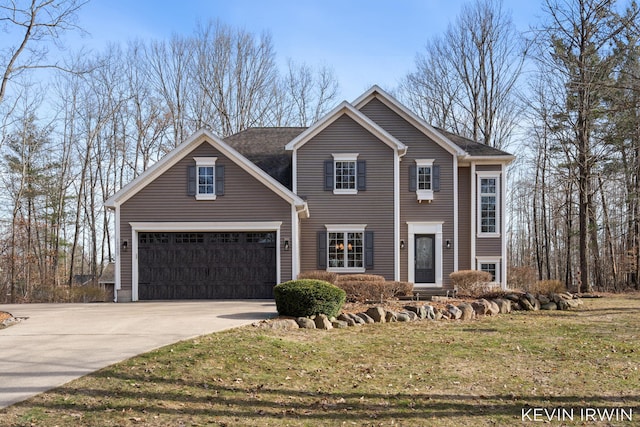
[104,128,309,217]
[284,101,407,155]
[224,127,305,189]
[353,85,514,162]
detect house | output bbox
[104,86,514,302]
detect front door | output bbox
[415,234,436,283]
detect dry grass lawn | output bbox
[1,294,639,426]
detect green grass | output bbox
[1,295,639,426]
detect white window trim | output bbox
[325,224,367,273]
[407,221,443,287]
[332,153,359,195]
[476,171,501,237]
[194,157,217,200]
[415,159,434,201]
[476,256,502,284]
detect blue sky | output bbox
[73,0,543,100]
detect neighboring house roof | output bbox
[104,128,309,217]
[224,127,305,189]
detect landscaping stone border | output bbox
[254,291,584,331]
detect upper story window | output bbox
[477,171,500,236]
[409,159,439,201]
[324,154,366,194]
[188,157,224,200]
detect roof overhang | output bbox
[104,129,309,218]
[285,101,407,156]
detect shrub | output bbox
[335,280,387,302]
[386,281,414,297]
[274,279,346,318]
[297,270,338,284]
[508,266,537,291]
[528,279,566,295]
[449,270,493,297]
[336,274,386,283]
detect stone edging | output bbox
[254,291,584,330]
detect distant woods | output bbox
[0,6,338,302]
[2,0,640,302]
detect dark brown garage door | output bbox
[138,232,276,300]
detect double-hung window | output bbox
[319,225,372,273]
[410,159,439,200]
[326,153,365,194]
[477,172,500,236]
[192,157,219,200]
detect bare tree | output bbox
[284,60,339,126]
[0,0,88,105]
[401,0,526,149]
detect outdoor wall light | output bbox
[446,239,451,249]
[400,240,405,250]
[122,240,128,252]
[284,239,290,251]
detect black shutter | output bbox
[324,160,333,191]
[365,231,374,269]
[433,165,440,192]
[409,165,417,192]
[357,160,366,191]
[215,164,225,196]
[317,231,327,269]
[187,165,196,196]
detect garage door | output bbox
[138,232,277,300]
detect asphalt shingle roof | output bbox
[434,127,512,157]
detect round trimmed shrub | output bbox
[274,279,346,318]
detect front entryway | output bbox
[137,231,277,299]
[415,234,436,283]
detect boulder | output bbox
[314,314,333,330]
[295,317,316,329]
[332,320,348,329]
[403,310,418,321]
[347,313,365,325]
[537,294,551,305]
[424,305,436,320]
[434,308,443,320]
[520,297,535,311]
[504,293,522,302]
[472,299,491,316]
[357,312,376,324]
[337,313,356,327]
[385,310,397,322]
[396,312,412,322]
[366,307,386,323]
[487,300,500,316]
[446,304,463,320]
[457,303,475,320]
[494,298,512,314]
[404,305,427,319]
[266,318,300,330]
[540,302,557,310]
[511,302,523,311]
[524,293,541,310]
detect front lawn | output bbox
[1,294,639,426]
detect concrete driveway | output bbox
[0,301,276,409]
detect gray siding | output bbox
[119,141,293,294]
[297,115,395,279]
[360,98,455,287]
[458,166,471,270]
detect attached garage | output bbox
[137,231,276,300]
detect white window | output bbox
[332,153,358,194]
[477,258,501,282]
[477,172,500,236]
[416,159,434,201]
[326,224,366,272]
[194,157,217,200]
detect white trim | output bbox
[471,163,476,266]
[476,171,502,237]
[332,153,359,161]
[394,149,400,281]
[291,204,299,280]
[415,158,435,201]
[193,156,218,200]
[291,148,298,194]
[104,129,308,217]
[407,222,444,287]
[324,224,367,232]
[325,224,367,273]
[501,163,508,289]
[332,153,359,195]
[285,101,407,155]
[453,156,459,272]
[129,221,282,302]
[114,206,122,300]
[476,256,502,284]
[193,156,217,165]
